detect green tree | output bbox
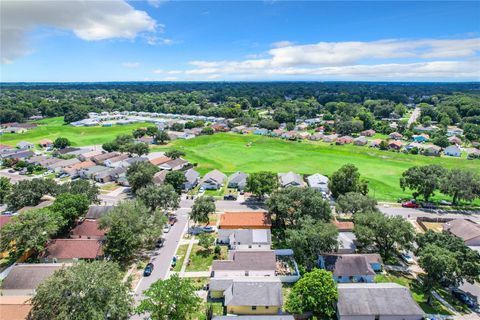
[400,165,447,201]
[432,135,449,148]
[30,261,133,320]
[245,171,279,199]
[63,179,100,204]
[0,209,63,259]
[53,137,71,149]
[201,127,214,135]
[136,274,201,320]
[197,233,214,252]
[286,217,338,269]
[353,211,415,260]
[267,187,331,230]
[6,178,59,210]
[100,201,166,265]
[190,196,215,225]
[63,107,88,124]
[0,176,12,204]
[126,161,159,193]
[440,169,480,205]
[164,171,187,193]
[335,192,378,214]
[286,269,338,318]
[126,142,149,156]
[50,193,90,232]
[137,184,180,212]
[133,128,147,138]
[164,149,185,159]
[154,130,170,144]
[329,164,369,198]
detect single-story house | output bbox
[444,145,461,157]
[70,220,106,240]
[91,152,120,165]
[0,263,66,296]
[38,139,53,148]
[297,131,310,139]
[16,141,34,150]
[79,150,103,161]
[37,157,62,168]
[336,136,353,145]
[323,134,338,143]
[448,136,462,145]
[443,219,480,246]
[306,173,329,194]
[1,150,35,160]
[53,147,80,155]
[369,139,382,148]
[78,165,110,179]
[422,144,441,156]
[200,169,227,190]
[159,158,189,171]
[337,283,424,320]
[211,250,277,278]
[447,126,464,137]
[183,168,200,190]
[389,132,403,140]
[219,212,272,230]
[62,160,95,177]
[215,278,283,315]
[318,253,382,283]
[412,134,429,143]
[153,170,168,185]
[149,156,172,166]
[26,155,48,164]
[278,172,304,188]
[309,133,324,141]
[104,154,129,168]
[41,239,103,263]
[47,158,80,172]
[228,171,248,191]
[353,136,368,146]
[218,229,272,250]
[93,167,125,183]
[360,129,376,137]
[85,206,114,220]
[388,140,403,150]
[337,232,357,254]
[0,295,32,320]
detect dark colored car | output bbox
[143,263,154,277]
[420,202,437,209]
[202,226,215,233]
[168,215,178,226]
[155,238,165,248]
[402,200,419,208]
[452,289,477,308]
[223,194,237,201]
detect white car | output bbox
[163,224,171,233]
[400,252,415,264]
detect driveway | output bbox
[408,107,421,126]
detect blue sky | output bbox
[1,1,479,82]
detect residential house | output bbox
[323,134,338,143]
[149,156,172,166]
[212,278,283,315]
[37,157,62,169]
[200,169,227,190]
[306,173,329,194]
[232,125,246,133]
[38,139,53,148]
[219,212,272,230]
[211,250,277,278]
[414,125,439,133]
[443,219,480,246]
[104,154,129,168]
[353,136,368,146]
[422,144,441,156]
[404,142,423,152]
[52,147,80,155]
[159,158,189,171]
[47,158,80,172]
[41,239,103,263]
[0,296,32,320]
[93,167,125,183]
[466,148,480,159]
[254,129,269,136]
[369,139,382,148]
[136,136,154,144]
[318,253,382,283]
[309,133,324,141]
[16,141,34,150]
[389,132,403,140]
[333,220,354,232]
[17,200,54,214]
[70,220,106,240]
[153,170,168,185]
[447,126,464,137]
[448,136,462,145]
[183,168,200,190]
[26,155,48,164]
[228,171,248,191]
[1,150,34,160]
[120,156,148,167]
[296,131,310,139]
[78,165,109,179]
[296,123,308,131]
[218,229,272,250]
[336,136,353,145]
[62,160,95,177]
[337,283,424,320]
[79,150,103,161]
[412,134,429,143]
[360,129,376,137]
[211,123,230,132]
[281,131,297,140]
[444,145,461,157]
[91,152,120,165]
[278,172,304,188]
[213,316,293,320]
[0,263,65,296]
[86,206,114,220]
[337,232,357,254]
[271,129,284,137]
[388,140,403,150]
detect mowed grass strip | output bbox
[153,133,480,201]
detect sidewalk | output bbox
[179,236,197,276]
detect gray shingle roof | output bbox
[322,254,376,277]
[444,219,480,242]
[184,168,200,184]
[279,171,304,187]
[224,279,283,307]
[212,250,276,271]
[1,263,65,290]
[86,206,114,219]
[228,171,248,185]
[337,283,424,317]
[201,169,227,184]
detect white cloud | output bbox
[272,40,294,48]
[147,0,168,8]
[168,38,480,80]
[122,62,140,68]
[1,0,157,63]
[152,69,164,74]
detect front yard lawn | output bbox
[173,244,189,272]
[186,245,228,272]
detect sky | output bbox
[1,0,479,82]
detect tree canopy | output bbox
[190,196,215,225]
[126,161,160,193]
[400,165,446,201]
[329,164,369,198]
[335,192,378,214]
[245,171,279,199]
[137,184,180,212]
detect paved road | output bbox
[378,205,480,223]
[408,107,421,126]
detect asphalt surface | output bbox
[378,205,480,223]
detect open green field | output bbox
[1,117,151,147]
[153,133,479,201]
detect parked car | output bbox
[155,238,165,248]
[163,224,171,233]
[168,215,177,226]
[402,200,419,208]
[420,202,437,209]
[202,226,215,233]
[143,263,154,277]
[171,256,177,268]
[400,252,415,264]
[8,169,15,173]
[451,289,477,308]
[223,194,237,201]
[439,200,452,205]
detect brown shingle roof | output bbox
[42,239,103,260]
[63,160,95,173]
[333,220,354,232]
[219,212,271,229]
[444,219,480,242]
[150,156,172,166]
[0,296,32,320]
[70,220,106,239]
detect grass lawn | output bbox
[192,301,224,320]
[186,244,228,272]
[99,182,120,193]
[1,117,152,147]
[375,273,453,315]
[173,244,189,272]
[152,133,480,202]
